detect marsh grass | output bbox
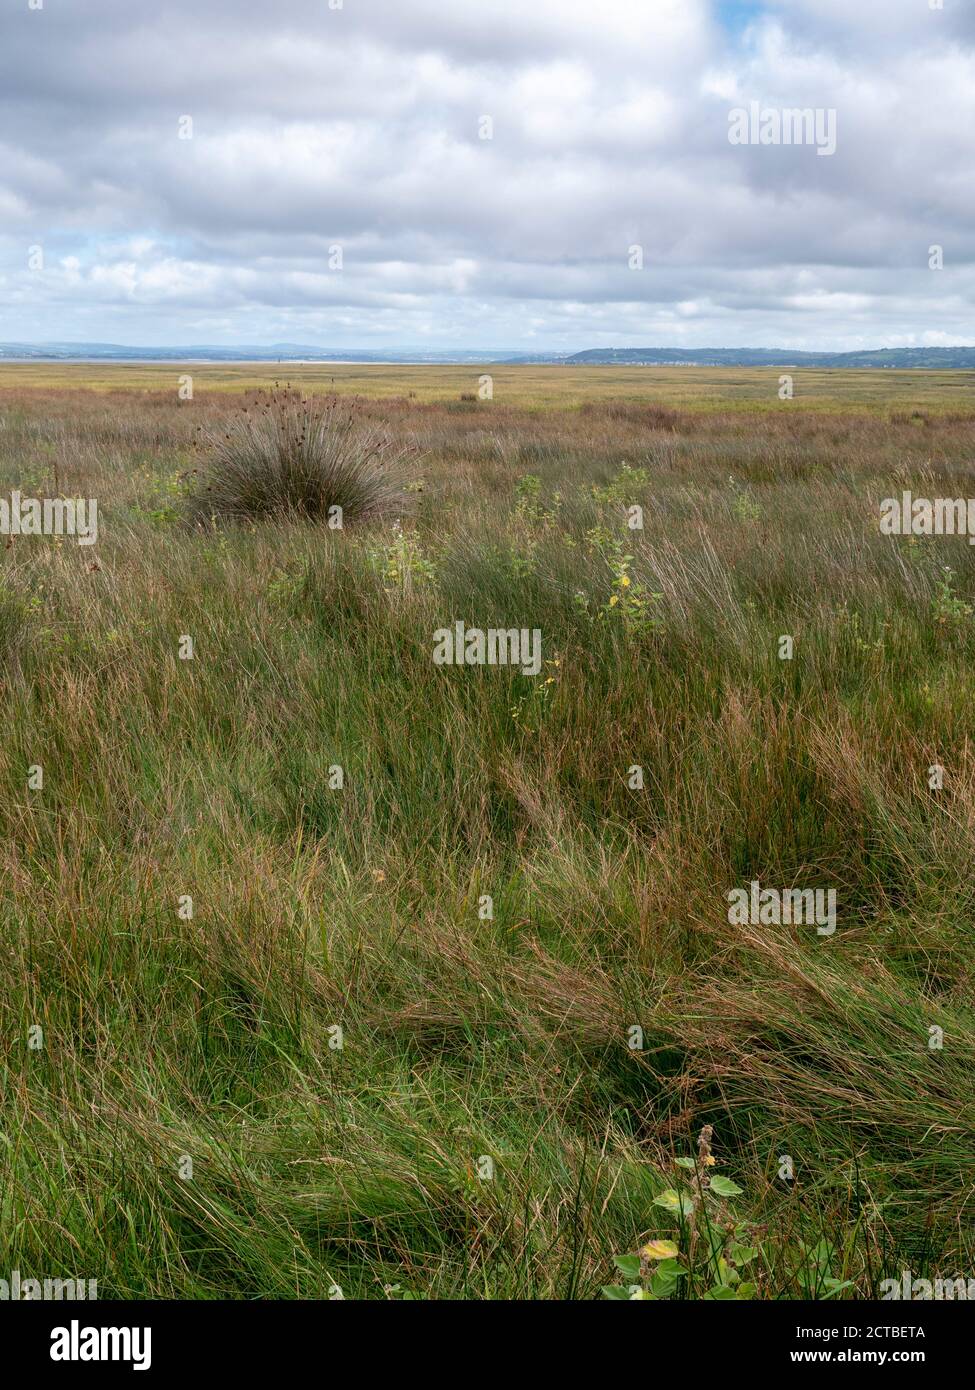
[0,382,973,1298]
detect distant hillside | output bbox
[2,342,974,369]
[566,346,975,369]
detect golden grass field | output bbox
[2,361,974,412]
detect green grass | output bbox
[0,382,974,1299]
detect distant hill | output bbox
[566,346,975,369]
[2,342,974,369]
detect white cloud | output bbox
[0,0,971,348]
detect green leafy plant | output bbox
[604,1127,858,1301]
[592,460,649,507]
[603,1127,757,1301]
[584,526,661,635]
[367,520,437,593]
[932,566,972,629]
[728,473,762,522]
[514,473,561,528]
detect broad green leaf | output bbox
[708,1175,743,1197]
[650,1270,680,1298]
[703,1284,738,1299]
[807,1239,832,1273]
[613,1254,641,1280]
[602,1284,632,1300]
[653,1188,695,1216]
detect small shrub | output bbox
[932,566,973,629]
[513,472,561,528]
[591,460,649,507]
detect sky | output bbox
[1,0,973,352]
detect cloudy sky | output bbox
[1,0,972,351]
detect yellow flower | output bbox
[609,594,619,607]
[619,575,631,588]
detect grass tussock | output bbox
[188,388,411,526]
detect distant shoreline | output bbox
[3,348,975,370]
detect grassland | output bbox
[1,368,974,1300]
[3,360,975,412]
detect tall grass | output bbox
[0,383,973,1298]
